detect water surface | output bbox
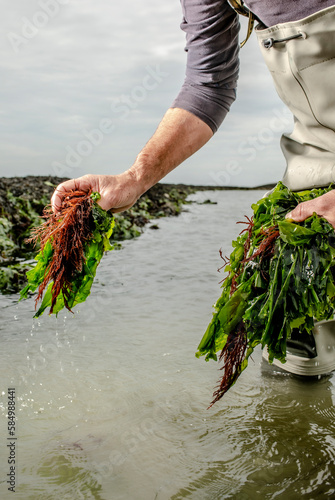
[0,190,334,499]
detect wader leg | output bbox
[255,6,335,375]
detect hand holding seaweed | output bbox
[20,190,115,317]
[197,183,335,406]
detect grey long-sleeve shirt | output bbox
[171,0,335,132]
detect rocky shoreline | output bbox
[0,176,275,294]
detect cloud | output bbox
[0,1,286,186]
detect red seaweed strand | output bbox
[229,216,255,294]
[242,225,279,265]
[28,190,94,313]
[208,323,248,408]
[218,248,230,273]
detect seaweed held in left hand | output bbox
[197,182,335,407]
[20,190,115,317]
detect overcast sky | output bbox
[0,0,292,187]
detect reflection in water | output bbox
[0,191,335,499]
[241,363,335,500]
[170,361,335,500]
[35,447,104,500]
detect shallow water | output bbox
[0,190,335,499]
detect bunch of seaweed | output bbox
[20,191,115,317]
[197,182,335,406]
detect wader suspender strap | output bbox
[228,0,256,47]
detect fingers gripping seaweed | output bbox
[197,182,335,406]
[20,191,115,317]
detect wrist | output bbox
[126,157,155,197]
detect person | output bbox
[51,1,335,225]
[51,1,335,374]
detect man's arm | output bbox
[52,0,239,212]
[52,108,212,211]
[171,0,239,133]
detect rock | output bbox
[0,176,274,294]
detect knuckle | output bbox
[293,204,305,218]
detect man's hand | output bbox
[286,189,335,229]
[51,107,213,213]
[51,171,142,213]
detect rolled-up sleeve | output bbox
[171,0,240,133]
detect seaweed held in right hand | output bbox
[20,191,115,318]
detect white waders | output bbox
[255,5,335,375]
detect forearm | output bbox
[51,108,212,212]
[127,107,213,196]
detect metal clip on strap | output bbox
[229,0,256,48]
[263,31,307,49]
[242,12,255,48]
